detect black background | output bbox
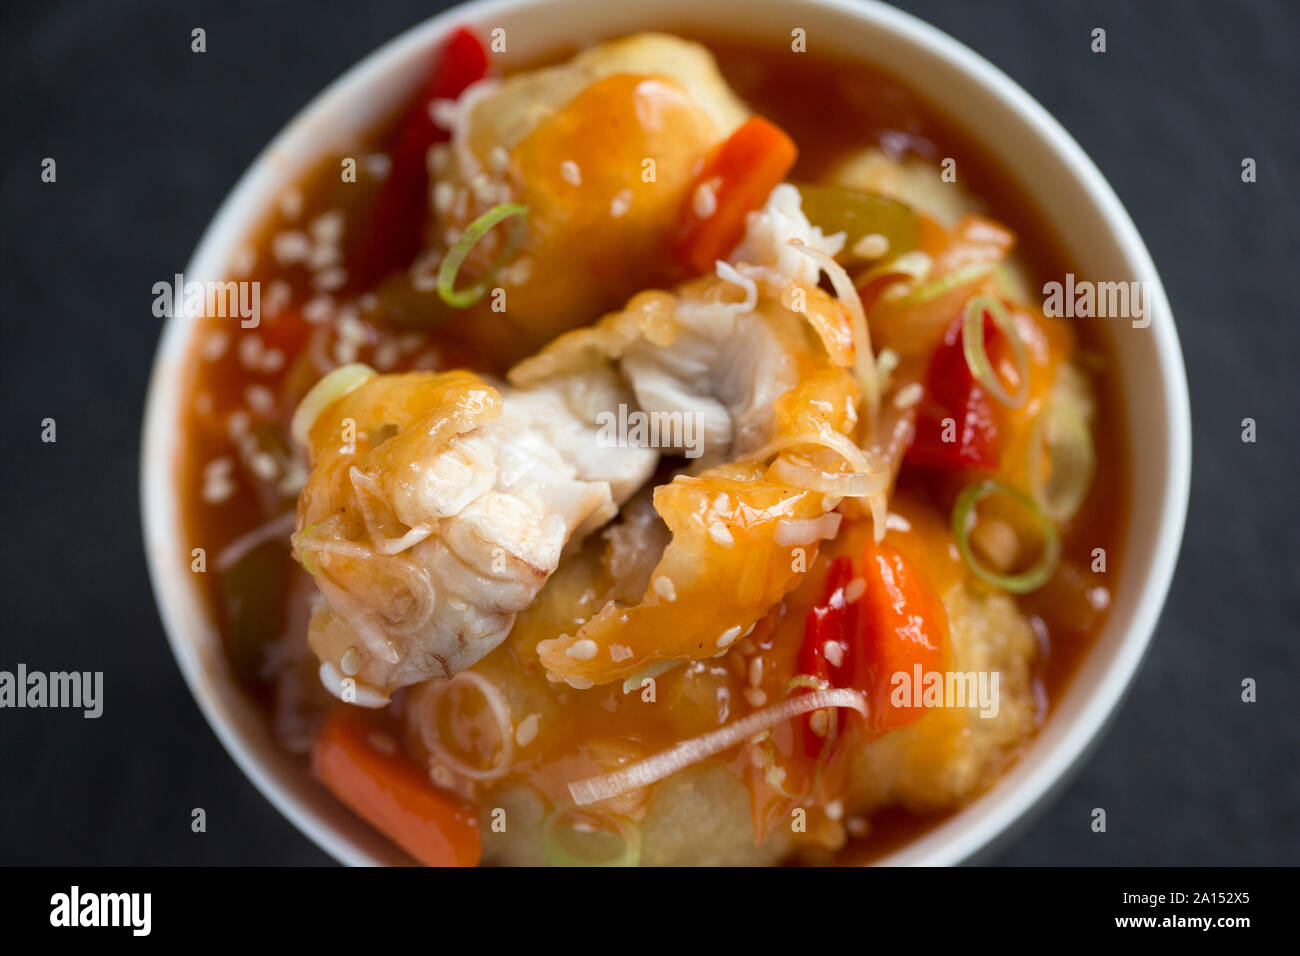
[0,0,1296,865]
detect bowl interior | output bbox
[143,0,1189,865]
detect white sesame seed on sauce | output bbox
[846,816,869,837]
[808,709,830,738]
[893,382,924,410]
[544,670,562,684]
[364,153,392,180]
[201,457,236,504]
[310,209,345,245]
[313,267,348,292]
[743,687,768,708]
[302,295,335,324]
[307,242,342,272]
[843,577,866,604]
[488,146,510,176]
[262,280,292,319]
[271,229,310,264]
[245,384,275,417]
[823,640,845,668]
[609,189,633,218]
[514,713,541,747]
[852,232,890,260]
[373,340,400,371]
[609,644,633,662]
[824,799,844,821]
[653,576,677,602]
[278,188,303,221]
[560,160,582,186]
[565,638,599,661]
[249,451,279,482]
[261,348,285,374]
[565,675,594,690]
[716,625,742,648]
[693,179,719,219]
[238,335,265,370]
[708,521,734,547]
[339,648,360,677]
[885,512,912,533]
[368,732,397,755]
[748,657,764,687]
[202,330,229,362]
[433,180,457,216]
[714,492,731,514]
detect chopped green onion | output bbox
[541,810,641,867]
[962,294,1029,409]
[437,202,529,308]
[1030,398,1096,521]
[951,480,1060,593]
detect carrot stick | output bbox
[312,709,481,866]
[675,116,798,274]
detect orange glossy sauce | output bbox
[177,35,1129,864]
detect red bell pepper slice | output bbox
[796,539,947,754]
[353,26,490,288]
[906,310,1002,471]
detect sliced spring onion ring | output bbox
[1030,397,1096,521]
[541,810,641,867]
[951,480,1061,594]
[437,202,529,308]
[962,294,1030,409]
[417,671,516,782]
[290,363,376,446]
[567,688,867,806]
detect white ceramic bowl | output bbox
[142,0,1191,866]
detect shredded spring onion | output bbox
[567,688,867,806]
[437,202,529,307]
[786,238,879,418]
[290,363,375,446]
[893,260,996,307]
[1030,398,1096,521]
[962,295,1029,408]
[951,480,1060,593]
[541,810,641,867]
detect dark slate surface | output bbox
[0,0,1295,865]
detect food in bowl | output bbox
[178,27,1128,865]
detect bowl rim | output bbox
[141,0,1191,866]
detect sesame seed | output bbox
[488,146,510,176]
[825,799,844,821]
[893,382,924,409]
[693,179,719,219]
[364,153,392,179]
[560,160,582,186]
[846,816,869,837]
[748,657,764,687]
[652,576,677,602]
[565,639,599,661]
[245,384,275,417]
[368,732,396,755]
[565,675,594,690]
[515,713,540,747]
[743,687,767,708]
[313,267,347,292]
[278,189,303,221]
[852,232,890,260]
[238,335,264,369]
[202,330,229,361]
[844,577,866,604]
[716,625,742,648]
[302,295,335,324]
[708,521,734,547]
[609,189,633,218]
[271,230,310,264]
[609,645,633,662]
[809,709,830,737]
[823,640,845,668]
